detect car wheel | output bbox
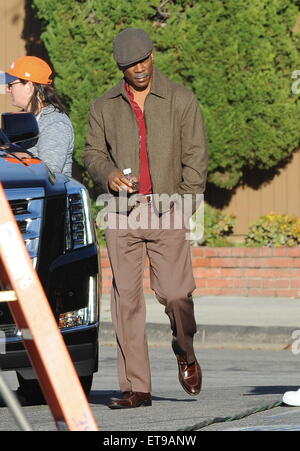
[16,372,93,404]
[16,373,46,405]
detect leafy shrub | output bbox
[191,204,236,247]
[245,213,300,247]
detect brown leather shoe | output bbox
[108,391,152,409]
[177,356,202,395]
[109,391,132,402]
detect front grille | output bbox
[9,199,29,215]
[6,187,44,260]
[17,220,27,234]
[0,324,19,338]
[2,188,45,339]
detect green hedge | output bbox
[33,0,300,190]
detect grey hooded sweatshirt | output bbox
[28,105,74,177]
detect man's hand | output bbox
[108,169,137,193]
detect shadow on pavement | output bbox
[243,386,299,396]
[88,390,198,406]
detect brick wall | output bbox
[100,247,300,298]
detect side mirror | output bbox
[1,112,39,149]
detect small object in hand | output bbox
[123,168,139,192]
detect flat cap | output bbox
[113,28,153,67]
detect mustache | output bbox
[134,72,148,79]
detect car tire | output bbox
[16,372,94,405]
[16,373,46,405]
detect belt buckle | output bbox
[134,194,152,206]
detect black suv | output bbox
[0,112,100,402]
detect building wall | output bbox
[0,0,25,113]
[222,151,300,236]
[1,0,300,235]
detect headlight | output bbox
[59,275,99,329]
[64,182,95,251]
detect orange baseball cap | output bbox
[5,56,53,85]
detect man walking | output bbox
[84,28,208,409]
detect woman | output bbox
[1,56,73,176]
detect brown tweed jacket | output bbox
[84,66,208,212]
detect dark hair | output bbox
[20,79,68,115]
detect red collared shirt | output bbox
[125,82,152,195]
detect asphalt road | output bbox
[1,345,300,432]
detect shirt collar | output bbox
[150,66,168,99]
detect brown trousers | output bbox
[105,201,197,393]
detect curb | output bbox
[99,322,297,350]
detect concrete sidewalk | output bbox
[100,295,300,349]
